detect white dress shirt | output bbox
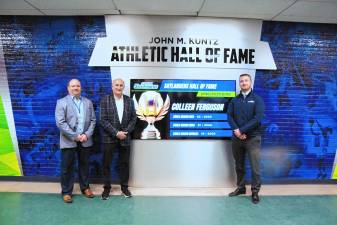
[114,95,124,123]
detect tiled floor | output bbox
[1,192,337,225]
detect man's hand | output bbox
[79,134,88,142]
[116,131,128,140]
[234,129,247,140]
[234,129,242,138]
[75,134,82,142]
[239,134,247,140]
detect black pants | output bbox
[231,135,261,193]
[102,143,130,190]
[60,143,91,195]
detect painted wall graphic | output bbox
[333,153,337,179]
[0,96,21,176]
[0,16,336,182]
[255,22,337,181]
[0,16,112,177]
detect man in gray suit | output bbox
[100,78,137,200]
[55,79,96,203]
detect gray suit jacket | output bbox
[100,94,137,146]
[55,95,96,149]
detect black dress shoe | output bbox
[228,188,246,197]
[101,188,110,200]
[121,187,132,198]
[252,192,259,204]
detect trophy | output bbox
[133,91,170,139]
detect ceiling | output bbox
[0,0,336,24]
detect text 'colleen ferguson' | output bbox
[171,103,224,111]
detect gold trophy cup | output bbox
[133,91,170,139]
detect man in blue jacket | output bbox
[227,73,265,204]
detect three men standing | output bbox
[55,75,264,204]
[100,78,137,200]
[227,74,265,204]
[55,79,96,203]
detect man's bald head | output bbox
[67,79,81,87]
[67,79,81,97]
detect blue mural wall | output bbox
[0,16,336,182]
[255,22,337,181]
[0,16,113,178]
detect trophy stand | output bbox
[141,123,161,139]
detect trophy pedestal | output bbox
[141,124,161,139]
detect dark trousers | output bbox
[232,135,261,193]
[61,143,91,196]
[102,143,130,190]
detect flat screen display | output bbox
[131,79,236,139]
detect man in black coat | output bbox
[100,78,137,200]
[227,74,265,204]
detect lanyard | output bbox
[72,98,82,114]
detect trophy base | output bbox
[141,130,161,140]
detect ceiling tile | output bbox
[298,0,337,2]
[26,0,116,10]
[41,9,119,15]
[0,0,38,9]
[199,0,296,20]
[0,9,44,15]
[120,10,197,16]
[273,1,337,23]
[114,0,204,12]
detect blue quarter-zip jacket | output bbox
[227,91,265,137]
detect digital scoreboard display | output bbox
[131,79,236,139]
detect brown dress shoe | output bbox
[83,188,94,198]
[63,194,73,203]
